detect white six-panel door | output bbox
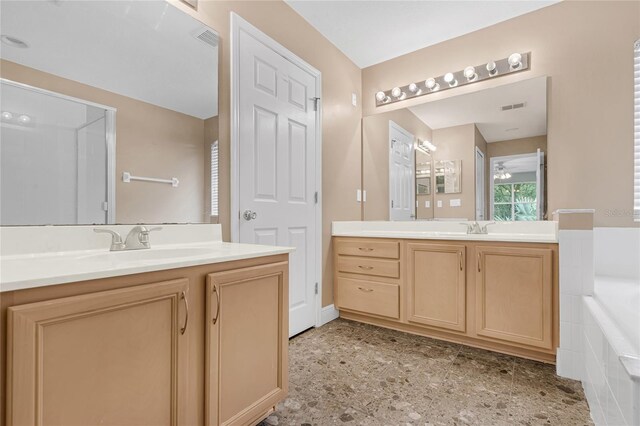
[237,25,318,337]
[389,121,415,221]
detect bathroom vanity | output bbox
[0,224,291,426]
[332,221,559,363]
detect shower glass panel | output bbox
[0,80,114,225]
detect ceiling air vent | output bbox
[194,28,218,48]
[500,102,526,111]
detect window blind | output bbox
[635,40,640,221]
[211,141,219,217]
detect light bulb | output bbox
[508,53,522,69]
[444,72,457,87]
[425,78,439,91]
[375,91,386,102]
[1,111,13,120]
[391,87,402,98]
[408,83,419,93]
[18,114,30,124]
[383,96,391,103]
[486,61,497,76]
[463,66,477,81]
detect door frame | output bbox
[475,146,485,221]
[388,120,415,221]
[230,13,324,327]
[489,152,539,220]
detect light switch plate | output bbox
[357,189,362,202]
[450,199,461,207]
[362,190,367,202]
[425,201,430,208]
[437,200,443,208]
[352,93,357,107]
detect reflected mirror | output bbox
[0,1,219,225]
[362,76,547,221]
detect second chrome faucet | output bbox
[94,226,163,251]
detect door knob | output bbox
[243,210,257,221]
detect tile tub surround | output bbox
[332,220,558,243]
[555,210,595,381]
[0,224,293,291]
[258,319,592,426]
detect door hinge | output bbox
[314,191,318,204]
[391,200,394,208]
[310,97,320,111]
[101,201,109,212]
[314,282,318,295]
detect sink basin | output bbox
[77,247,214,263]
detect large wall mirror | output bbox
[363,76,547,222]
[0,1,219,225]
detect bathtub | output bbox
[581,228,640,426]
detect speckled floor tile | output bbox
[258,319,593,426]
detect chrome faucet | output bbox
[461,221,495,234]
[94,226,163,251]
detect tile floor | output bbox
[259,319,593,426]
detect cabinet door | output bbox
[407,242,466,332]
[7,278,190,426]
[206,262,288,426]
[476,246,553,349]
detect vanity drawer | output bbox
[336,277,399,319]
[335,240,400,259]
[337,256,400,278]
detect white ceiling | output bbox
[409,76,547,143]
[0,1,218,119]
[285,1,558,68]
[497,155,538,174]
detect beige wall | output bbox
[362,108,432,220]
[432,124,476,220]
[1,59,207,224]
[487,135,547,159]
[362,0,640,227]
[170,0,363,307]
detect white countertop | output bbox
[0,224,293,292]
[332,221,558,243]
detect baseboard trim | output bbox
[320,304,339,326]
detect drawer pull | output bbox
[357,287,374,292]
[358,265,374,270]
[477,253,481,272]
[358,247,374,252]
[459,252,463,271]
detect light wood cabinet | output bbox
[407,242,466,332]
[6,278,190,426]
[334,237,558,363]
[336,277,400,319]
[475,245,553,350]
[2,254,290,426]
[205,262,288,426]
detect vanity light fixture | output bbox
[508,53,523,70]
[444,72,458,87]
[425,78,440,92]
[375,52,530,107]
[486,61,498,76]
[417,139,437,153]
[463,66,477,82]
